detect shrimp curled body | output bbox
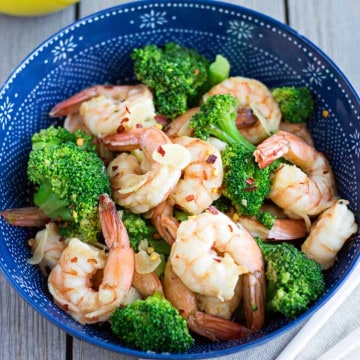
[203,77,281,144]
[302,199,358,269]
[254,131,338,220]
[105,127,191,213]
[50,84,157,138]
[169,210,265,331]
[48,194,135,324]
[171,136,223,215]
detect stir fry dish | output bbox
[1,42,358,354]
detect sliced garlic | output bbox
[135,250,161,274]
[152,143,191,169]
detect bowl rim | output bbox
[0,0,359,358]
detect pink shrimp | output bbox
[50,84,157,138]
[254,130,338,221]
[163,261,251,341]
[104,126,191,213]
[47,194,135,324]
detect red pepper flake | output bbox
[206,154,217,164]
[117,125,125,133]
[185,194,195,202]
[244,186,258,192]
[208,205,219,215]
[125,106,131,114]
[213,258,221,263]
[112,165,118,171]
[154,114,169,125]
[246,178,255,185]
[157,145,166,157]
[71,256,78,263]
[136,123,143,128]
[228,224,233,232]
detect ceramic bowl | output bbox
[0,1,359,358]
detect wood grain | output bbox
[0,1,359,359]
[288,0,360,93]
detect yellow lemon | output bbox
[0,0,79,16]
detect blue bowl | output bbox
[0,1,359,358]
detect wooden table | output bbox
[0,1,359,359]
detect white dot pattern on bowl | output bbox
[0,1,359,358]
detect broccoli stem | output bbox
[207,54,231,88]
[209,121,255,152]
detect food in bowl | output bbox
[0,1,359,358]
[1,40,358,354]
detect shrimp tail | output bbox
[0,207,50,227]
[150,199,179,246]
[254,138,288,168]
[49,86,101,117]
[267,218,308,240]
[188,311,251,341]
[99,193,129,249]
[242,272,266,331]
[103,132,143,152]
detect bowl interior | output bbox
[0,0,359,358]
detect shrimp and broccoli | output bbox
[0,42,358,354]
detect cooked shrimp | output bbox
[226,206,308,241]
[104,127,191,213]
[195,278,242,320]
[203,77,281,144]
[169,210,265,331]
[279,121,314,146]
[132,270,163,298]
[302,199,358,269]
[254,130,338,221]
[150,198,179,246]
[163,261,251,341]
[47,194,135,324]
[171,136,223,215]
[28,222,66,276]
[164,107,199,138]
[50,84,157,138]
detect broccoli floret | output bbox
[189,94,275,219]
[189,93,255,151]
[131,42,210,119]
[121,209,170,256]
[110,291,194,353]
[27,126,111,242]
[257,240,325,318]
[222,143,272,217]
[271,86,315,123]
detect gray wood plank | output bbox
[0,6,75,360]
[288,0,360,93]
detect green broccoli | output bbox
[110,291,194,353]
[221,143,273,218]
[27,126,111,242]
[257,240,325,318]
[120,209,171,256]
[131,42,210,119]
[189,93,255,151]
[189,94,276,220]
[271,86,315,123]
